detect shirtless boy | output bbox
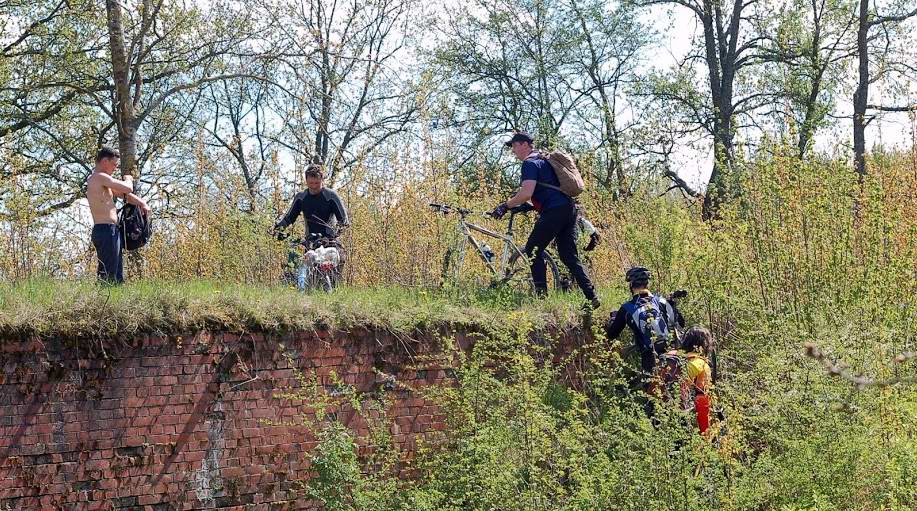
[86,147,150,283]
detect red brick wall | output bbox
[0,328,479,510]
[0,328,582,510]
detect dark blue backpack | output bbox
[622,294,673,352]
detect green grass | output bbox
[0,279,599,340]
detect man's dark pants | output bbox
[92,223,123,284]
[523,202,597,301]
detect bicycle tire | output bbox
[445,244,565,295]
[542,252,570,292]
[494,250,564,294]
[307,266,323,292]
[329,267,342,289]
[320,273,333,292]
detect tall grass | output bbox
[0,279,587,339]
[2,144,916,509]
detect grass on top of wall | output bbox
[0,279,598,341]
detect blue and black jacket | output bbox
[606,291,684,354]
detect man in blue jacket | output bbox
[491,132,599,309]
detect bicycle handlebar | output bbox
[484,204,534,219]
[281,227,341,245]
[288,233,339,248]
[432,202,534,219]
[429,203,472,216]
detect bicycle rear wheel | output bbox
[497,250,565,294]
[542,252,569,292]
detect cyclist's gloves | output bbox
[490,203,509,219]
[668,289,688,307]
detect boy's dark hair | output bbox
[304,164,324,179]
[681,326,714,355]
[682,326,718,383]
[96,146,120,162]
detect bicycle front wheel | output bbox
[320,273,333,292]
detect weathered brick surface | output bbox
[0,329,580,510]
[0,330,441,510]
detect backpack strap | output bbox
[537,181,565,193]
[621,299,653,352]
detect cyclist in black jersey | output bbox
[274,165,349,284]
[274,165,349,238]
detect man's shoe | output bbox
[581,298,601,313]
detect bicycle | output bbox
[280,230,343,292]
[429,202,569,292]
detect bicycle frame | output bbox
[444,208,529,282]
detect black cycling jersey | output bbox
[276,188,348,237]
[606,291,685,348]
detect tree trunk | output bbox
[798,0,825,159]
[798,80,822,158]
[106,0,138,177]
[704,132,733,219]
[853,0,869,180]
[699,0,738,219]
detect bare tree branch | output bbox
[866,103,917,112]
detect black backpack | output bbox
[119,203,151,251]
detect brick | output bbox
[157,415,179,426]
[221,466,244,479]
[0,328,519,509]
[182,451,205,463]
[138,493,162,505]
